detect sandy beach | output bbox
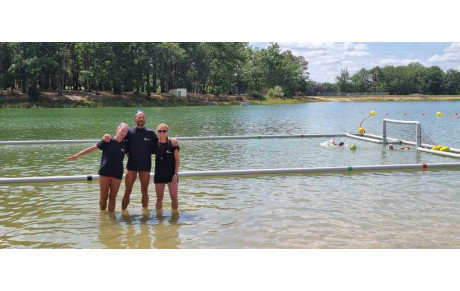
[2,88,460,107]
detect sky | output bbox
[250,42,460,83]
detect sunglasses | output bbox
[158,129,168,133]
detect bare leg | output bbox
[155,183,166,210]
[122,171,137,210]
[99,176,110,211]
[167,181,179,210]
[138,171,150,209]
[108,177,122,212]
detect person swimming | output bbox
[331,139,344,147]
[388,145,410,150]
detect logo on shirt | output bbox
[144,138,150,141]
[166,150,173,154]
[121,149,126,152]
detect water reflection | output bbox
[98,212,124,249]
[153,210,181,249]
[98,210,181,249]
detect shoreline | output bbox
[2,89,460,108]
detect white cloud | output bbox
[427,42,460,62]
[380,58,423,66]
[272,42,459,83]
[278,42,371,82]
[280,42,370,59]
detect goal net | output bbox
[382,119,434,147]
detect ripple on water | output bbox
[1,169,460,248]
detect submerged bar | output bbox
[3,162,460,184]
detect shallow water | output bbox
[1,102,460,248]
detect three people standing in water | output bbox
[67,110,181,213]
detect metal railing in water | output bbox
[2,162,460,184]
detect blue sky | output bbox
[250,42,460,83]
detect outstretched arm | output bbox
[67,145,98,161]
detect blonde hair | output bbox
[157,123,169,130]
[156,123,169,136]
[116,123,129,135]
[117,123,129,131]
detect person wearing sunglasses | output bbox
[67,123,129,212]
[153,123,180,211]
[102,110,178,212]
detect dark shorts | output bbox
[154,175,178,184]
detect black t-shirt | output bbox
[96,138,128,179]
[154,140,179,179]
[126,126,158,171]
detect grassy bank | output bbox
[2,89,460,108]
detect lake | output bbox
[1,101,460,248]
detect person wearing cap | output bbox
[102,110,178,211]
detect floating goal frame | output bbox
[382,118,422,147]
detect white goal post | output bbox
[382,118,421,147]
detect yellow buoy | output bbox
[350,145,356,150]
[436,112,443,118]
[370,111,376,116]
[358,127,365,134]
[441,146,450,152]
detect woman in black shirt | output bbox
[67,123,129,212]
[153,123,180,211]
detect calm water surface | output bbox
[1,102,460,248]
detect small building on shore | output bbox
[169,88,187,98]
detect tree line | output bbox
[317,62,460,95]
[2,42,460,101]
[0,42,311,101]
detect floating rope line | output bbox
[3,162,460,184]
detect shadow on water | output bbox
[98,209,183,249]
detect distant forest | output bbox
[1,42,460,101]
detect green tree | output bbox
[421,66,444,94]
[350,68,371,92]
[368,66,384,92]
[0,43,14,91]
[336,69,351,93]
[443,69,460,94]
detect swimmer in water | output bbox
[388,145,410,150]
[331,139,345,147]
